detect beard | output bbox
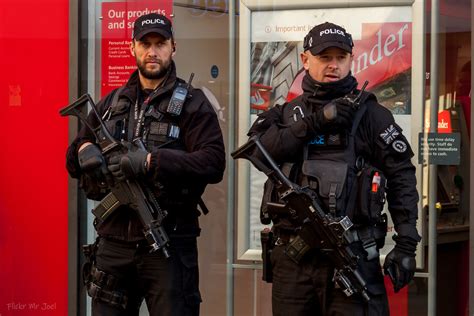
[136,57,171,80]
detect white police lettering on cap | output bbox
[142,18,166,27]
[320,29,345,37]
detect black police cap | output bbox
[303,22,353,55]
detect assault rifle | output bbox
[60,94,170,258]
[231,136,370,301]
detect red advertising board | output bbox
[0,0,69,315]
[437,110,453,133]
[352,23,412,91]
[101,1,173,97]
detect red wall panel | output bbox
[0,0,69,315]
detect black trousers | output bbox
[271,242,389,316]
[91,236,201,316]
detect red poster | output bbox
[352,23,412,91]
[437,110,453,133]
[101,1,173,97]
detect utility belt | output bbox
[277,215,387,259]
[260,215,388,282]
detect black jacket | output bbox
[249,73,419,240]
[66,62,226,240]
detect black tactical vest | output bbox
[283,95,368,220]
[105,86,208,217]
[261,92,389,260]
[101,86,184,152]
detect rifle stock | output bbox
[60,93,170,258]
[232,136,370,301]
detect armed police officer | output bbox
[65,13,225,316]
[248,22,421,315]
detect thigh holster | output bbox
[82,242,129,309]
[86,266,129,309]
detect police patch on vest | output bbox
[392,140,407,153]
[308,134,325,146]
[308,133,346,147]
[380,124,400,145]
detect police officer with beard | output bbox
[65,13,225,316]
[248,22,421,315]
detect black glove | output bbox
[78,144,106,175]
[248,106,281,137]
[107,149,149,181]
[305,97,356,133]
[383,235,418,292]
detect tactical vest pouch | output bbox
[260,163,295,224]
[301,159,348,214]
[355,165,387,224]
[142,100,183,150]
[98,100,130,142]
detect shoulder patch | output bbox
[392,139,407,153]
[379,124,400,145]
